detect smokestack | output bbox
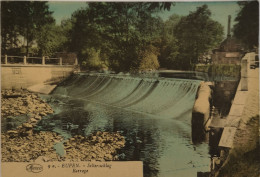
[227,15,231,38]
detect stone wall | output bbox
[211,52,243,64]
[1,65,76,89]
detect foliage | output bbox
[1,2,21,52]
[36,24,68,57]
[1,2,228,72]
[158,15,181,69]
[139,45,160,71]
[233,1,259,49]
[1,1,54,56]
[81,48,105,70]
[174,5,224,69]
[67,2,165,72]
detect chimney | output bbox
[227,15,231,38]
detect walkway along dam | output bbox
[1,53,256,177]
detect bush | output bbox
[138,45,160,71]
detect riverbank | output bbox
[1,89,125,162]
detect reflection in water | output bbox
[36,95,210,177]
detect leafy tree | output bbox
[148,2,175,11]
[17,1,54,56]
[1,1,54,56]
[68,2,165,72]
[158,14,181,69]
[174,5,224,69]
[139,45,160,71]
[36,23,68,57]
[1,2,22,54]
[233,1,259,49]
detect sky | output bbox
[48,1,240,36]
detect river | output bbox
[37,73,210,177]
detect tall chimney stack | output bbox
[227,15,231,38]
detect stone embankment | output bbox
[216,68,259,177]
[1,131,63,162]
[1,89,125,162]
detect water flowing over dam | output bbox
[54,74,201,119]
[38,73,210,177]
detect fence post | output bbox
[23,56,27,65]
[74,58,78,65]
[59,57,62,65]
[5,55,8,64]
[241,57,248,91]
[42,56,45,65]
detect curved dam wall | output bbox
[53,74,201,119]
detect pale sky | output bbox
[48,1,240,36]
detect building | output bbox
[211,15,244,65]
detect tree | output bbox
[68,2,166,72]
[233,1,259,49]
[36,23,68,57]
[17,1,54,56]
[1,1,54,56]
[1,2,22,54]
[174,5,224,69]
[139,45,160,71]
[158,14,181,69]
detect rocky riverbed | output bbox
[1,89,125,162]
[1,89,53,119]
[64,131,125,161]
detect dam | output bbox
[2,55,242,177]
[35,73,210,177]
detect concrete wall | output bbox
[1,64,76,89]
[192,82,212,143]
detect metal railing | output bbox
[1,55,78,66]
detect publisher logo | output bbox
[26,164,43,173]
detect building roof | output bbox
[219,36,243,52]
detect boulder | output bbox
[34,115,42,120]
[30,118,38,124]
[22,123,33,129]
[39,112,47,116]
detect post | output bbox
[227,15,231,38]
[42,56,45,65]
[241,58,248,91]
[5,55,8,64]
[59,57,62,65]
[23,56,27,65]
[74,58,78,65]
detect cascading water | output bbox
[54,74,201,119]
[38,73,210,177]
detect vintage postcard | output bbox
[1,1,259,177]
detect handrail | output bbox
[26,57,42,59]
[3,56,24,58]
[1,55,78,66]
